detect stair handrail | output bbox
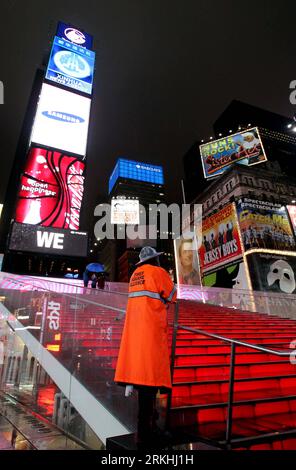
[169,313,295,449]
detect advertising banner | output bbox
[202,260,247,289]
[246,251,296,294]
[200,127,267,179]
[236,198,295,251]
[30,83,91,156]
[15,147,85,230]
[199,203,243,274]
[174,236,200,285]
[287,205,296,237]
[46,36,95,95]
[9,223,88,257]
[111,199,140,225]
[56,22,93,50]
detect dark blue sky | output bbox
[1,0,296,229]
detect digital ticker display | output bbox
[15,147,85,230]
[109,158,164,193]
[9,223,88,257]
[46,36,95,95]
[30,83,91,156]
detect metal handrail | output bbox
[177,325,292,356]
[168,304,295,449]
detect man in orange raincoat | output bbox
[115,246,177,446]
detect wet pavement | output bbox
[0,392,85,450]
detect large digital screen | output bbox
[109,158,164,193]
[111,199,140,225]
[30,83,91,156]
[199,203,243,275]
[46,36,95,95]
[200,127,267,179]
[236,198,295,252]
[56,22,93,50]
[9,223,88,257]
[15,147,85,230]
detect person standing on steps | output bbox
[114,246,177,448]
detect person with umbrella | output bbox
[83,263,106,289]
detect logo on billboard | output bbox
[64,27,86,45]
[37,231,64,249]
[53,50,91,78]
[42,110,85,123]
[47,301,61,330]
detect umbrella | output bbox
[86,263,105,273]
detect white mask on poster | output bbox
[267,260,296,294]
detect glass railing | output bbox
[0,272,135,449]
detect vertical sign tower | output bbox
[5,22,96,272]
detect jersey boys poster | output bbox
[199,203,243,274]
[15,147,85,230]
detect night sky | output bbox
[1,0,296,230]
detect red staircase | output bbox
[4,283,296,449]
[169,301,296,450]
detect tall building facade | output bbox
[95,157,174,281]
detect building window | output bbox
[212,195,215,204]
[217,190,221,199]
[248,178,253,186]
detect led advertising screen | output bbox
[246,251,296,294]
[30,83,91,156]
[109,158,164,193]
[200,127,267,179]
[56,22,93,50]
[46,36,95,95]
[15,147,85,230]
[199,203,243,275]
[111,199,140,225]
[9,223,88,257]
[236,198,295,251]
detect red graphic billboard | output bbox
[15,147,85,230]
[199,203,243,274]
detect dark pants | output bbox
[137,386,158,443]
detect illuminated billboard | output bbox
[111,199,140,225]
[200,127,267,179]
[9,223,88,257]
[199,203,243,274]
[236,198,295,251]
[246,251,296,294]
[56,22,93,50]
[109,158,164,193]
[30,83,91,156]
[15,147,85,230]
[174,237,200,286]
[46,36,95,95]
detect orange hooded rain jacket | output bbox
[114,263,177,389]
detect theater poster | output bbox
[15,147,85,231]
[246,251,296,295]
[236,198,295,252]
[199,203,243,275]
[200,127,267,179]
